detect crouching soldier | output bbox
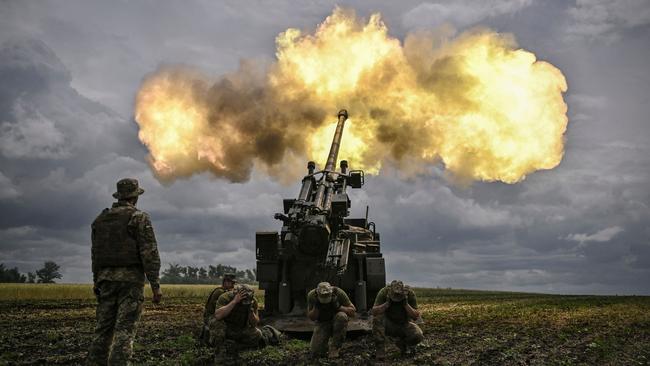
[214,284,280,350]
[307,282,356,358]
[372,280,423,360]
[201,272,237,346]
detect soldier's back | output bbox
[92,202,142,269]
[204,286,226,321]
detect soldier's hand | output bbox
[152,288,163,304]
[233,291,244,304]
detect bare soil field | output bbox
[0,285,649,365]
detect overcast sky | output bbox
[1,0,649,295]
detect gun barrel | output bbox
[324,109,348,171]
[314,110,348,210]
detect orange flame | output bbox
[135,8,568,184]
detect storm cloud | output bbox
[0,0,648,294]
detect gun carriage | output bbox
[256,109,386,332]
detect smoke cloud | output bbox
[135,7,568,184]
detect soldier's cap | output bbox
[235,284,254,305]
[388,280,407,301]
[223,273,237,282]
[316,282,334,304]
[112,178,145,199]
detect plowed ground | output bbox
[1,286,649,365]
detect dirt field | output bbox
[1,284,649,365]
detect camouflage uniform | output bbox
[87,179,161,366]
[214,287,266,348]
[202,285,228,346]
[372,282,423,355]
[201,272,238,346]
[307,283,353,357]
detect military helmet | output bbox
[316,282,334,304]
[112,178,145,199]
[235,284,255,305]
[388,280,407,302]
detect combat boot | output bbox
[261,325,282,346]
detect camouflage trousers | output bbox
[372,315,423,350]
[310,312,349,356]
[205,316,227,348]
[226,325,264,348]
[87,281,144,366]
[207,318,266,350]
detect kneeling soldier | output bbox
[201,272,236,346]
[214,284,279,350]
[307,282,356,358]
[371,280,424,360]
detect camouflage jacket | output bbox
[92,201,161,289]
[215,290,259,330]
[373,286,418,324]
[307,287,352,322]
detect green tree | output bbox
[160,263,257,284]
[198,267,207,280]
[208,265,218,279]
[0,264,27,283]
[186,266,199,279]
[35,261,62,283]
[161,263,184,283]
[246,269,255,282]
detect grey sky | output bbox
[1,0,649,294]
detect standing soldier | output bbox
[371,280,423,360]
[307,282,356,358]
[87,178,162,365]
[213,284,280,350]
[201,272,237,346]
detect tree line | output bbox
[0,261,62,283]
[160,263,257,284]
[1,261,257,285]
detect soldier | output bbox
[201,272,237,346]
[87,178,162,365]
[213,284,280,350]
[307,282,356,358]
[371,280,423,360]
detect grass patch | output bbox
[0,283,262,301]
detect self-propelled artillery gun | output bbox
[256,109,386,332]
